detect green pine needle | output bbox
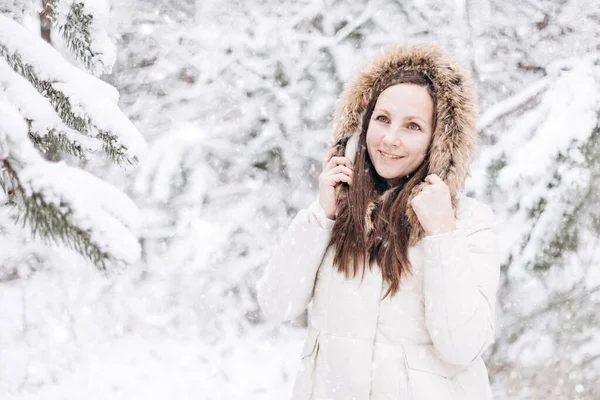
[0,44,137,166]
[55,2,108,75]
[1,160,111,271]
[29,129,88,161]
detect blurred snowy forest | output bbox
[0,0,599,399]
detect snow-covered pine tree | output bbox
[457,1,600,396]
[468,51,600,400]
[0,1,146,271]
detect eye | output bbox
[407,122,421,131]
[375,115,390,123]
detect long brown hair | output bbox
[328,71,438,300]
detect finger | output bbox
[325,156,354,171]
[324,174,352,187]
[327,165,354,177]
[325,147,336,161]
[410,196,421,209]
[425,174,443,185]
[322,148,335,169]
[324,173,352,186]
[328,156,354,169]
[417,182,431,191]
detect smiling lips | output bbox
[379,150,403,160]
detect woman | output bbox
[257,44,500,400]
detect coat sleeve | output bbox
[421,199,500,366]
[256,197,334,323]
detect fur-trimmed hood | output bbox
[330,43,478,245]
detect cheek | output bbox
[407,136,431,158]
[366,124,383,149]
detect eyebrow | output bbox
[373,108,428,125]
[373,108,390,115]
[404,115,428,125]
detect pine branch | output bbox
[478,77,550,132]
[96,131,138,167]
[53,2,109,75]
[28,129,87,161]
[0,44,138,166]
[0,159,25,204]
[1,159,111,271]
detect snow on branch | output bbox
[326,4,376,48]
[497,61,598,185]
[478,77,551,132]
[479,54,600,132]
[483,60,600,272]
[0,57,99,160]
[0,93,141,271]
[0,14,146,167]
[52,0,116,76]
[0,0,36,22]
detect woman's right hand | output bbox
[318,148,354,220]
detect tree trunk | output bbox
[39,0,61,162]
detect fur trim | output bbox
[331,44,478,245]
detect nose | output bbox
[382,129,402,147]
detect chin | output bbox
[375,168,404,180]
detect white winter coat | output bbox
[257,193,499,399]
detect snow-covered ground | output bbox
[5,327,304,400]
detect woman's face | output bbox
[366,83,434,181]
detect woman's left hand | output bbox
[410,174,457,236]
